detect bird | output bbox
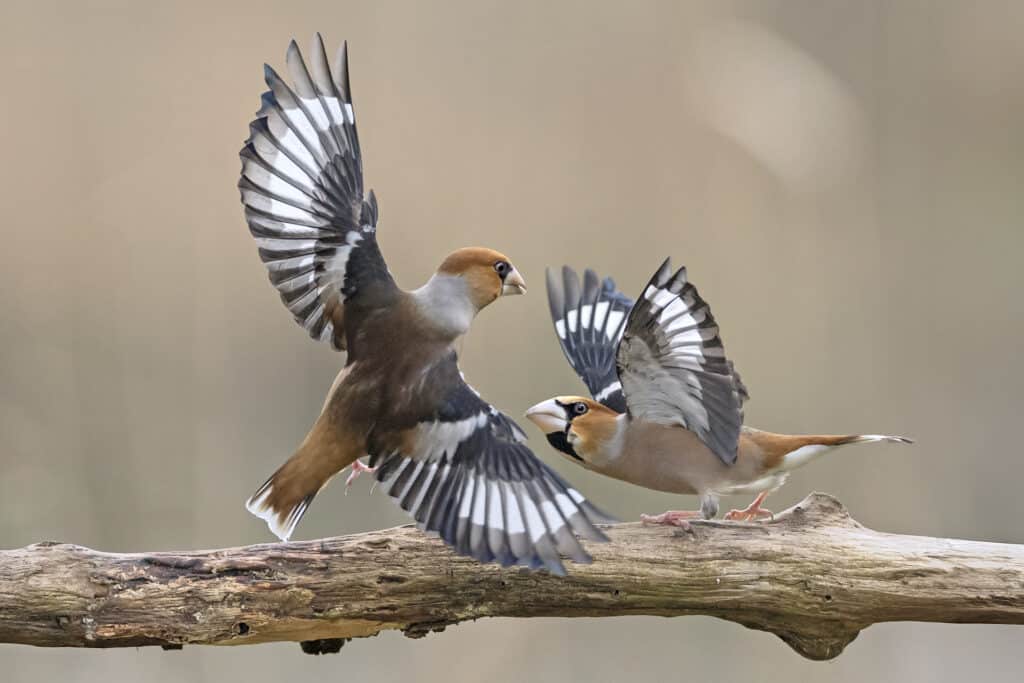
[237,34,609,574]
[525,261,912,526]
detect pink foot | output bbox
[725,492,774,522]
[344,459,377,493]
[640,510,701,529]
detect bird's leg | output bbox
[344,458,377,493]
[725,491,774,521]
[640,510,702,529]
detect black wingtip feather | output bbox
[581,269,600,306]
[653,257,673,286]
[545,268,564,323]
[334,41,352,103]
[667,266,688,294]
[561,265,581,316]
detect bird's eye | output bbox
[572,402,588,415]
[494,260,510,277]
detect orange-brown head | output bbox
[437,247,526,310]
[525,396,622,465]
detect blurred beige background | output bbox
[2,0,1023,680]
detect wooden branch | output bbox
[2,493,1022,661]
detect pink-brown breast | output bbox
[592,422,816,495]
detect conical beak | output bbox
[501,268,527,296]
[525,399,567,434]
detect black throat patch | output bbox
[545,431,583,462]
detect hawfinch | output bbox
[237,35,608,574]
[526,261,912,525]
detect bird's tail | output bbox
[843,434,915,445]
[775,433,913,472]
[743,427,913,473]
[246,426,359,541]
[245,455,319,542]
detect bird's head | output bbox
[437,247,526,310]
[525,396,620,464]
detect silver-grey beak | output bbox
[501,268,527,296]
[525,399,567,434]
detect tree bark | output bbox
[1,493,1021,661]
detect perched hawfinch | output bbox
[237,35,608,574]
[526,261,912,526]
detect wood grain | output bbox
[2,493,1021,660]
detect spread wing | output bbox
[368,356,610,576]
[616,259,747,465]
[545,266,633,412]
[239,35,398,351]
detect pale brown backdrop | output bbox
[2,0,1023,681]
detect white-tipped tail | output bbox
[848,434,914,445]
[781,434,913,471]
[245,478,312,542]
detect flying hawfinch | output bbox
[526,261,912,526]
[237,35,608,574]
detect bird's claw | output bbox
[724,506,774,522]
[724,491,773,522]
[640,510,700,530]
[344,459,377,494]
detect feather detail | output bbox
[617,259,746,465]
[239,35,397,350]
[545,266,633,412]
[369,356,611,575]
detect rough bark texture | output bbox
[1,493,1022,661]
